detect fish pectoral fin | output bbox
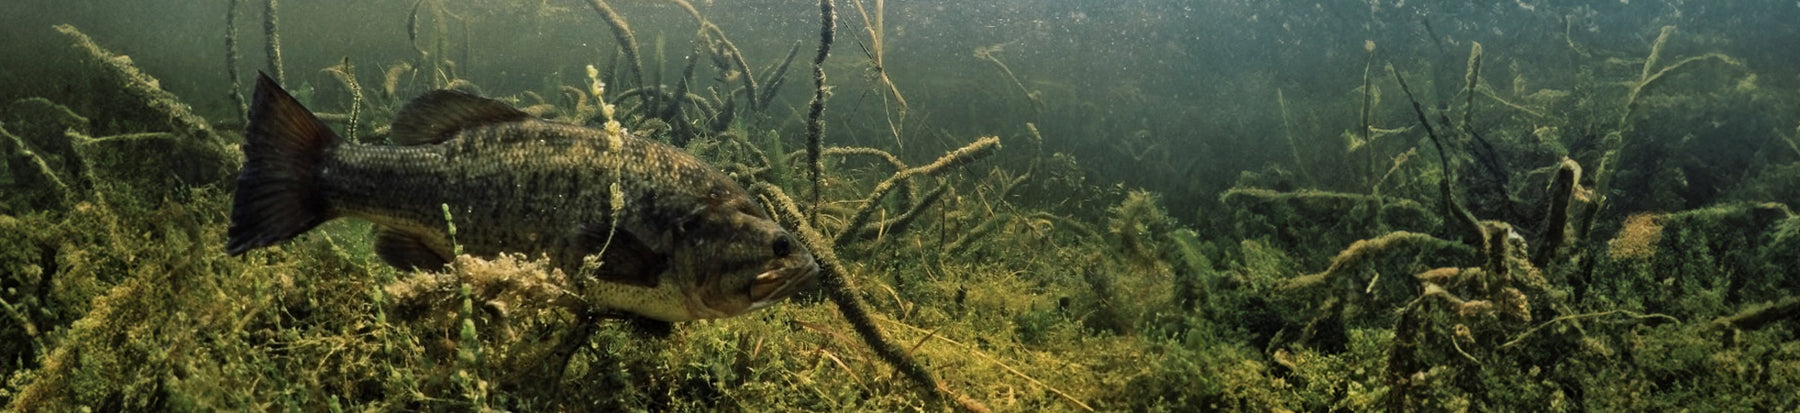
[390,89,531,145]
[375,228,451,272]
[578,224,668,288]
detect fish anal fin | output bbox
[375,228,451,272]
[390,90,531,145]
[577,224,667,288]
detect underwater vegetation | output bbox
[4,1,1800,411]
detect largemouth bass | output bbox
[226,72,816,321]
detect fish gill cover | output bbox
[2,0,1800,411]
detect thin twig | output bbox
[1500,310,1679,349]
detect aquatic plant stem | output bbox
[55,23,235,181]
[1359,42,1376,191]
[852,0,909,149]
[225,0,246,118]
[859,183,945,244]
[325,57,363,143]
[1711,296,1800,332]
[759,41,804,109]
[851,0,905,110]
[263,0,284,86]
[1478,87,1546,119]
[1279,231,1472,292]
[653,0,761,111]
[823,146,913,205]
[879,318,1074,412]
[1561,16,1590,58]
[584,0,644,89]
[407,0,425,56]
[975,50,1040,113]
[1641,26,1674,83]
[1,125,74,201]
[1582,26,1745,241]
[946,212,1011,257]
[835,137,1001,248]
[807,0,836,227]
[709,29,758,111]
[0,296,41,356]
[662,40,702,141]
[1391,64,1482,246]
[1460,42,1482,131]
[1276,89,1308,185]
[1501,310,1678,350]
[1530,158,1579,268]
[752,183,975,411]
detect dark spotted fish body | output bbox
[227,72,816,321]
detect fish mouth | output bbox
[747,260,819,310]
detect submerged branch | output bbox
[753,183,972,410]
[835,137,1001,248]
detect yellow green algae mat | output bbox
[4,1,1800,411]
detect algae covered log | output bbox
[55,25,223,147]
[49,24,238,192]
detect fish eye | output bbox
[772,236,793,257]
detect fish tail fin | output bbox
[226,72,340,255]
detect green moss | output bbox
[1123,326,1292,411]
[1283,328,1392,410]
[7,10,1800,412]
[1590,203,1795,317]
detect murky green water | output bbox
[4,1,1799,411]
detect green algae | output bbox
[5,5,1800,412]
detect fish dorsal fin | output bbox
[577,224,668,288]
[391,90,531,145]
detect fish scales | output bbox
[323,121,722,275]
[227,72,817,322]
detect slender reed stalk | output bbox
[806,0,837,226]
[263,0,284,85]
[225,0,246,117]
[1276,89,1307,184]
[584,0,644,89]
